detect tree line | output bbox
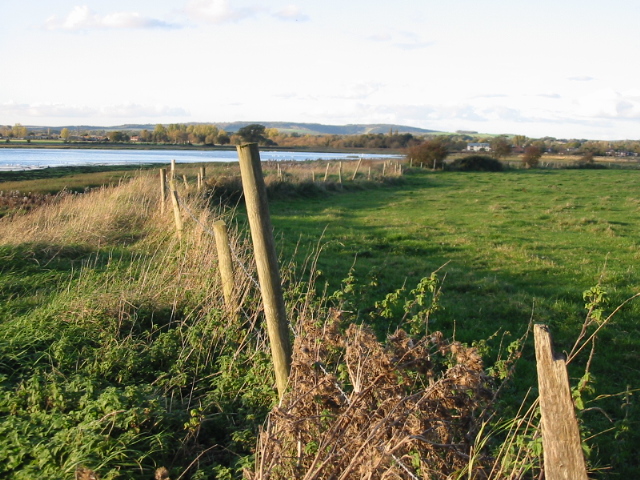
[3,122,640,157]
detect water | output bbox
[0,148,400,171]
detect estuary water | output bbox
[0,148,400,171]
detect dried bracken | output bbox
[248,314,495,479]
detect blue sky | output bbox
[1,0,639,139]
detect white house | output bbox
[467,143,491,152]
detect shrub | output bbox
[447,155,504,172]
[521,145,542,168]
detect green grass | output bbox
[0,165,161,193]
[1,164,639,477]
[268,168,640,476]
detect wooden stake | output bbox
[338,162,343,185]
[170,159,176,179]
[159,168,167,214]
[534,324,588,480]
[324,163,330,182]
[169,179,183,240]
[351,157,362,181]
[182,174,189,190]
[213,220,236,311]
[237,143,292,399]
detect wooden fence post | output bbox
[159,168,167,214]
[324,163,330,182]
[213,220,236,311]
[351,157,362,181]
[534,324,588,480]
[237,143,292,399]
[168,179,183,240]
[170,159,176,179]
[338,162,343,185]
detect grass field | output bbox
[0,163,639,478]
[266,167,640,475]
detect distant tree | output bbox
[108,131,129,142]
[216,132,230,145]
[168,124,188,144]
[153,124,168,143]
[60,128,71,142]
[406,138,449,169]
[490,136,512,159]
[522,145,542,168]
[578,151,595,165]
[237,124,272,145]
[12,123,27,139]
[139,129,152,142]
[513,135,528,148]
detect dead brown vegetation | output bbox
[247,313,495,480]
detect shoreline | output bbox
[0,142,404,155]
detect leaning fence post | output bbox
[324,163,330,182]
[236,143,292,399]
[168,179,183,240]
[351,157,362,181]
[534,324,588,480]
[159,168,167,214]
[213,220,236,311]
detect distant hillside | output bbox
[27,122,439,136]
[215,122,439,135]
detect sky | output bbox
[1,0,640,140]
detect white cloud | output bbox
[576,89,640,120]
[43,5,178,31]
[569,76,595,82]
[184,0,256,24]
[0,102,189,121]
[366,30,434,50]
[272,5,309,22]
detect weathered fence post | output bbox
[168,179,183,240]
[213,219,236,311]
[338,162,343,185]
[534,324,588,480]
[351,157,362,181]
[159,168,167,214]
[237,143,292,399]
[324,163,330,182]
[170,159,176,179]
[382,161,386,177]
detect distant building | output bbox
[467,142,491,152]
